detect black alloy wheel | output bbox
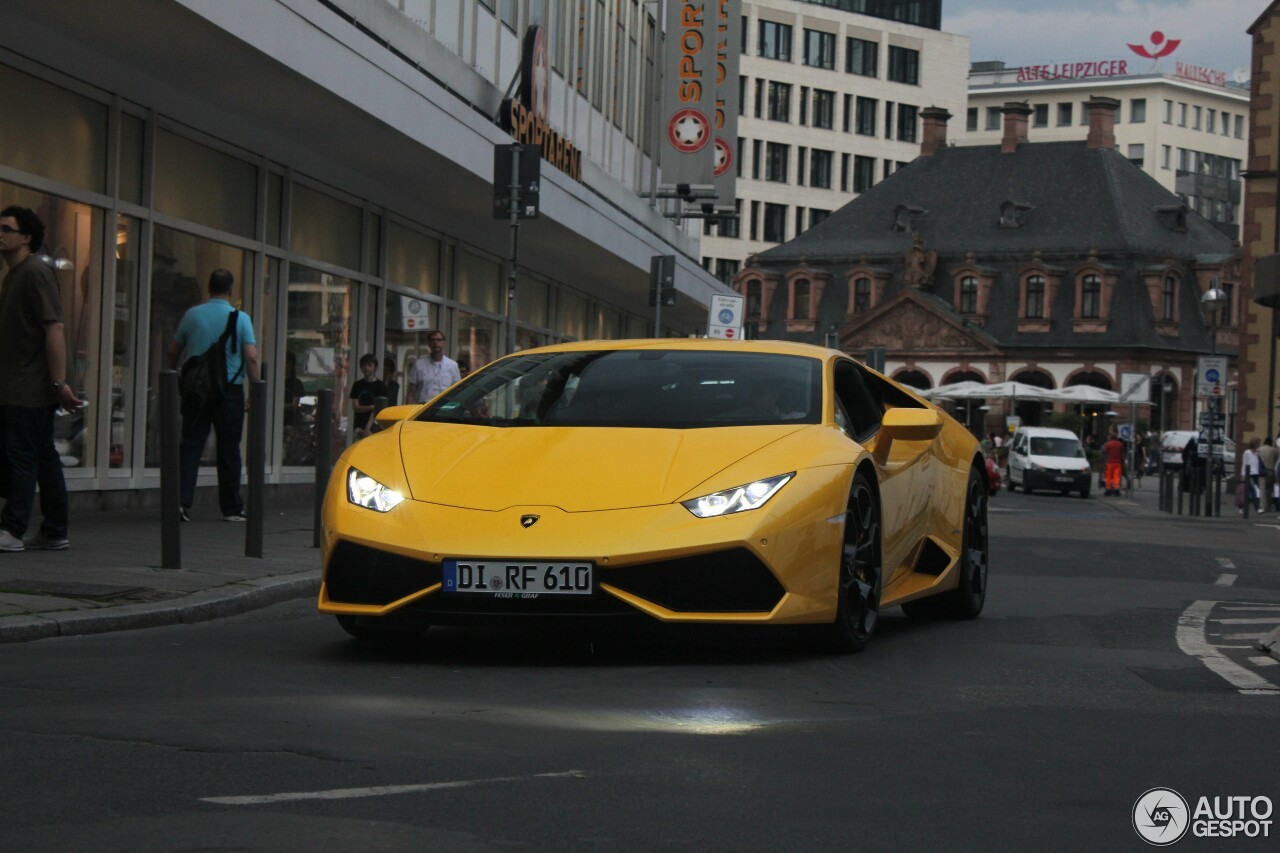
[828,470,883,653]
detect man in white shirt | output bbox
[407,329,462,404]
[1241,437,1263,515]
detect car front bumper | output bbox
[1023,469,1092,491]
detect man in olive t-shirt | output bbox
[0,205,83,552]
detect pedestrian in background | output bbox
[407,329,461,404]
[382,356,400,406]
[1240,437,1263,516]
[1102,427,1125,496]
[350,353,388,439]
[0,206,83,552]
[1259,436,1278,512]
[167,269,259,522]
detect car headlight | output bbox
[347,467,406,512]
[1028,461,1044,471]
[682,473,794,518]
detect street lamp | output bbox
[1200,281,1227,515]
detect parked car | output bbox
[984,454,1002,496]
[1160,430,1235,472]
[1007,426,1092,497]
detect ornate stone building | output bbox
[735,98,1241,437]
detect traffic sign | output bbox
[1196,355,1228,398]
[1119,373,1150,404]
[1118,424,1132,441]
[707,293,745,340]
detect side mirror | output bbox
[874,408,942,464]
[374,404,420,426]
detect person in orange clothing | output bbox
[1102,427,1126,496]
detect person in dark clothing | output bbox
[350,353,388,438]
[382,356,400,406]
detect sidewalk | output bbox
[0,497,319,643]
[1100,469,1278,523]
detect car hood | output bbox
[1027,453,1090,470]
[397,421,810,511]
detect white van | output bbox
[1007,426,1092,497]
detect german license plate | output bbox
[1054,475,1073,483]
[443,560,593,596]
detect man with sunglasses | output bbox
[0,206,83,552]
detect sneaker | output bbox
[0,530,23,552]
[223,512,246,522]
[179,506,191,522]
[24,531,69,551]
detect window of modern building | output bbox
[842,93,852,132]
[1080,101,1089,125]
[155,129,258,240]
[1057,103,1072,126]
[739,76,748,116]
[1179,102,1187,126]
[752,138,762,179]
[1163,99,1173,123]
[1193,106,1202,130]
[896,104,918,142]
[966,107,978,132]
[853,155,875,193]
[1131,98,1146,123]
[810,208,830,228]
[767,81,792,122]
[799,86,809,125]
[1081,274,1101,318]
[810,149,833,188]
[1127,144,1144,168]
[763,202,787,242]
[845,36,878,77]
[840,152,850,191]
[1161,275,1176,322]
[386,220,441,294]
[804,29,836,69]
[887,46,919,85]
[853,277,871,313]
[714,259,740,285]
[0,62,109,195]
[282,263,356,454]
[119,113,145,206]
[1207,108,1216,132]
[1161,145,1171,169]
[796,147,807,184]
[1033,103,1048,127]
[885,100,895,138]
[857,97,878,136]
[759,20,793,61]
[958,275,978,314]
[754,78,764,118]
[749,200,760,240]
[1025,275,1045,319]
[1235,115,1244,138]
[1221,111,1231,135]
[985,106,1001,130]
[720,200,742,238]
[290,181,363,271]
[813,89,835,129]
[765,142,789,182]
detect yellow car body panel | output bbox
[319,339,985,637]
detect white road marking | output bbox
[1215,574,1237,586]
[1211,618,1280,625]
[1176,601,1280,695]
[1223,604,1280,610]
[1216,557,1236,569]
[201,770,584,806]
[1256,524,1280,531]
[1250,656,1280,667]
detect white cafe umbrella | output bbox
[1050,384,1120,404]
[946,380,1061,403]
[920,380,989,400]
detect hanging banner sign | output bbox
[712,0,740,209]
[661,0,716,187]
[500,26,584,183]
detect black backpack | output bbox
[179,310,242,417]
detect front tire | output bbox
[826,470,883,653]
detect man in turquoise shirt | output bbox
[167,269,259,521]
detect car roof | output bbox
[507,338,837,360]
[1015,427,1079,439]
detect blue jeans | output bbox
[0,404,69,539]
[179,384,245,516]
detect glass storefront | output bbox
[284,264,354,464]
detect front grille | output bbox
[325,540,442,606]
[605,548,785,613]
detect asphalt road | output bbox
[3,490,1279,852]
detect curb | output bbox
[0,570,319,644]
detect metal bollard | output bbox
[245,374,267,558]
[159,369,181,569]
[313,388,334,548]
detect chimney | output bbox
[919,106,952,157]
[1000,102,1033,154]
[1085,95,1120,149]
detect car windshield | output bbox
[415,349,823,428]
[1030,437,1085,457]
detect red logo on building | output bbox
[1128,30,1180,60]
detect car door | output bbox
[1009,432,1026,484]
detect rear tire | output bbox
[825,470,883,653]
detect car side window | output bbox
[833,360,882,442]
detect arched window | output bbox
[853,277,871,313]
[745,280,762,319]
[958,275,978,314]
[1081,274,1101,318]
[1161,275,1176,321]
[1025,275,1045,318]
[792,279,811,319]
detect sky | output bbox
[943,0,1262,79]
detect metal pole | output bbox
[313,388,333,548]
[159,369,181,570]
[506,145,520,356]
[245,374,267,558]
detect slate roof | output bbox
[747,140,1237,354]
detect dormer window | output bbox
[958,275,978,314]
[1161,275,1176,321]
[1081,274,1101,318]
[1155,204,1188,233]
[853,277,871,312]
[1025,275,1045,318]
[792,279,811,318]
[745,279,762,319]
